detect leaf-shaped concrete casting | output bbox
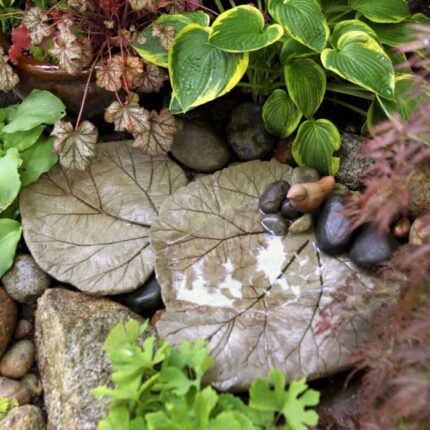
[20,141,188,295]
[150,160,389,391]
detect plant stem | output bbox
[326,97,368,117]
[213,0,224,13]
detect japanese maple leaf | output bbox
[134,61,167,93]
[152,24,176,50]
[104,92,149,134]
[128,0,158,12]
[51,120,98,171]
[8,24,32,65]
[50,30,85,74]
[22,7,51,45]
[96,56,123,92]
[133,108,176,155]
[0,47,19,91]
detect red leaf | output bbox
[101,0,121,13]
[8,24,32,65]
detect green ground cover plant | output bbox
[0,89,64,276]
[134,0,428,175]
[0,397,18,421]
[93,320,320,430]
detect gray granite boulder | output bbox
[35,288,148,430]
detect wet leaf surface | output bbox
[20,141,188,295]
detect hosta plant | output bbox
[134,0,429,175]
[0,0,200,168]
[0,89,65,277]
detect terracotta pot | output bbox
[0,32,115,119]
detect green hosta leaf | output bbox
[2,90,66,133]
[209,5,283,52]
[262,89,302,137]
[268,0,329,52]
[321,31,395,100]
[0,218,22,277]
[132,11,210,68]
[168,24,248,113]
[348,0,410,24]
[331,19,378,47]
[19,136,58,187]
[280,37,316,64]
[0,125,45,152]
[367,75,422,129]
[371,14,430,47]
[284,58,326,119]
[249,370,320,430]
[292,119,341,175]
[0,148,22,212]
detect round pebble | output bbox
[0,377,32,405]
[21,374,43,398]
[0,405,45,430]
[409,216,430,245]
[291,166,320,184]
[280,199,302,220]
[14,320,33,340]
[1,255,51,304]
[259,181,290,213]
[0,288,17,359]
[0,340,35,379]
[289,213,313,234]
[261,214,289,236]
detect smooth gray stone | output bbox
[261,214,289,236]
[259,180,290,213]
[280,199,301,220]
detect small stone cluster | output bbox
[258,167,401,271]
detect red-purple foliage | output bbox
[8,24,31,64]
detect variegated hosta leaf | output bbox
[0,48,19,92]
[96,56,123,92]
[133,108,176,155]
[134,61,168,93]
[150,160,390,390]
[152,24,176,50]
[22,7,51,45]
[50,30,85,75]
[20,141,188,295]
[51,120,98,171]
[104,92,149,134]
[128,0,157,12]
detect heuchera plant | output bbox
[133,0,429,175]
[93,320,321,430]
[0,0,200,169]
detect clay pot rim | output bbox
[0,31,94,81]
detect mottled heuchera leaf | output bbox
[150,160,391,391]
[20,141,188,295]
[152,24,176,50]
[133,108,176,155]
[123,56,144,89]
[51,120,98,171]
[134,61,167,93]
[22,7,50,45]
[0,48,19,92]
[50,29,85,74]
[68,0,88,12]
[128,0,157,12]
[104,92,149,134]
[96,56,123,92]
[8,24,32,65]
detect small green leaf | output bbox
[348,0,410,23]
[209,5,283,52]
[0,148,22,212]
[284,58,326,119]
[331,19,378,47]
[19,136,58,187]
[0,218,22,277]
[1,125,45,152]
[321,31,395,100]
[292,119,341,175]
[262,89,302,137]
[268,0,329,52]
[132,11,210,68]
[2,90,66,133]
[169,24,248,113]
[280,37,316,64]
